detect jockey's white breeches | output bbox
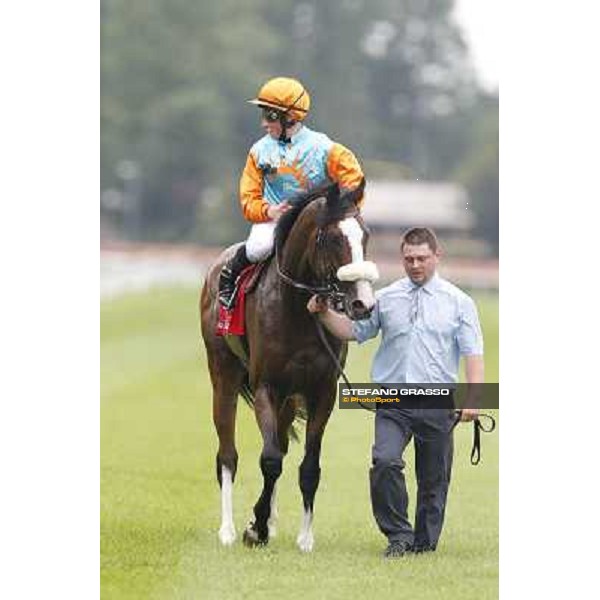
[246,222,276,262]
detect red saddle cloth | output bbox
[216,264,260,337]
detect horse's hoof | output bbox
[297,531,314,553]
[218,524,236,546]
[268,507,278,538]
[242,523,268,548]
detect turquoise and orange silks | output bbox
[239,125,364,223]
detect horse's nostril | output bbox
[350,299,374,320]
[351,300,374,320]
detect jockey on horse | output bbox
[218,76,366,308]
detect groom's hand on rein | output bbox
[459,408,480,422]
[307,295,329,314]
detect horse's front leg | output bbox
[267,396,296,538]
[297,390,335,553]
[243,384,283,547]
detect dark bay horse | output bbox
[199,181,378,552]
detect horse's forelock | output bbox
[274,183,337,250]
[274,178,366,250]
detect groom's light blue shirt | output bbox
[352,274,483,384]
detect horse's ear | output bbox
[325,182,340,207]
[351,177,366,204]
[358,176,366,194]
[340,177,366,207]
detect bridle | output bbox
[275,242,349,312]
[274,209,367,314]
[274,206,375,412]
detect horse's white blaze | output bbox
[296,508,314,552]
[268,482,278,538]
[339,217,376,309]
[218,466,236,546]
[356,279,375,307]
[339,217,365,264]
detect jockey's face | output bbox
[261,114,283,139]
[260,107,286,139]
[402,243,439,285]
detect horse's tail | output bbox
[289,400,307,443]
[239,376,254,408]
[238,374,305,443]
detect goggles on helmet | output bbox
[262,107,284,123]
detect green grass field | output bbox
[101,286,498,599]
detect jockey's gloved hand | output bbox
[267,202,291,221]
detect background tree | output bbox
[455,96,499,254]
[101,0,498,254]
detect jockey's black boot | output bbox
[219,245,251,309]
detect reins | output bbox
[275,242,333,295]
[275,235,349,312]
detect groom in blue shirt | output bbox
[308,227,484,558]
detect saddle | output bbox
[216,260,268,337]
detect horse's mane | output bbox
[274,178,366,251]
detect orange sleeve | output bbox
[239,152,271,223]
[326,143,365,208]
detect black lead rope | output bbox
[314,315,497,464]
[313,316,376,413]
[451,411,496,465]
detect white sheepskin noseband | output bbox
[336,261,379,283]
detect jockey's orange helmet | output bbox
[248,77,311,122]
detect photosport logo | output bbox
[338,383,499,410]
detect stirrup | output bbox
[219,288,236,309]
[218,268,237,309]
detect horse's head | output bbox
[275,178,378,320]
[309,179,378,320]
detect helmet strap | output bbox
[278,88,305,143]
[278,112,295,144]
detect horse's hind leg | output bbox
[243,384,283,547]
[207,342,246,546]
